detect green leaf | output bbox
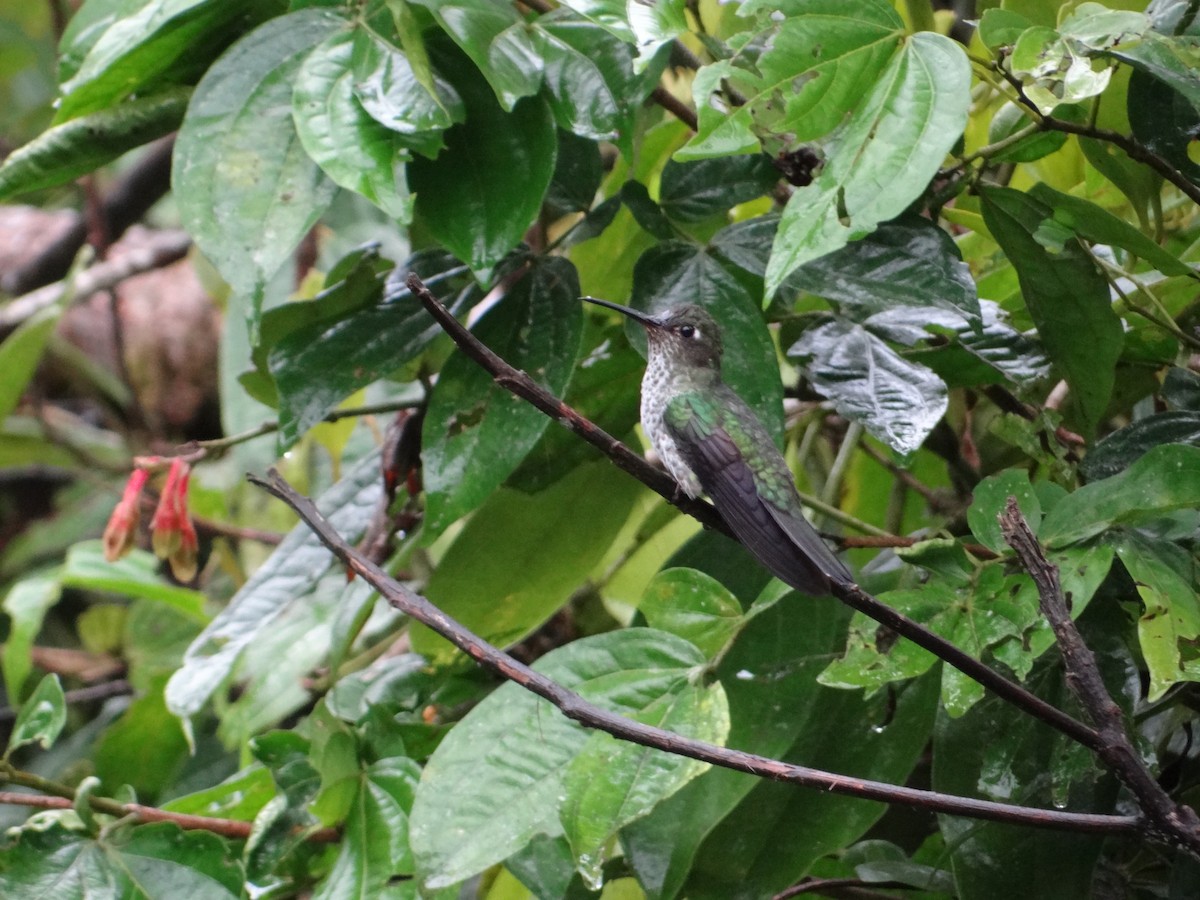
[413,459,640,662]
[1127,66,1200,185]
[56,0,260,120]
[410,0,541,110]
[61,540,208,622]
[93,687,190,800]
[316,758,421,898]
[561,679,729,889]
[409,629,709,890]
[162,765,277,822]
[173,9,342,325]
[1041,444,1200,546]
[1165,366,1200,410]
[1105,32,1200,114]
[409,44,555,277]
[0,822,243,899]
[1081,412,1200,480]
[680,0,904,160]
[1117,533,1200,700]
[165,450,383,721]
[627,0,687,66]
[679,669,937,899]
[979,186,1122,435]
[269,252,476,450]
[967,469,1042,554]
[978,8,1035,49]
[0,88,188,199]
[788,319,948,459]
[630,243,785,445]
[7,673,66,755]
[293,30,411,220]
[1027,183,1196,279]
[986,100,1069,163]
[0,303,63,422]
[784,214,981,323]
[639,568,745,660]
[658,155,779,224]
[765,33,970,295]
[1,571,61,707]
[421,257,582,535]
[351,27,465,157]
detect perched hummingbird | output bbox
[584,297,853,598]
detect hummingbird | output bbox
[583,297,854,598]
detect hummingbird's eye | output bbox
[679,325,696,339]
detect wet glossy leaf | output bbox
[409,47,555,276]
[536,16,627,141]
[785,214,980,323]
[765,33,970,295]
[562,680,728,888]
[270,252,476,450]
[293,30,411,220]
[979,186,1122,435]
[165,452,383,721]
[681,0,904,159]
[422,257,581,534]
[0,822,244,899]
[0,88,188,199]
[658,155,779,224]
[639,568,745,660]
[1081,412,1200,480]
[1041,444,1200,545]
[413,460,639,662]
[7,673,66,755]
[409,629,709,890]
[789,319,948,458]
[410,0,540,109]
[173,9,342,324]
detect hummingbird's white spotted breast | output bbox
[641,345,703,497]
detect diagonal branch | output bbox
[1000,498,1200,854]
[251,467,1140,837]
[406,271,1102,753]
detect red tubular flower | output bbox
[150,458,200,580]
[102,468,150,562]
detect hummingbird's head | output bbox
[582,297,723,371]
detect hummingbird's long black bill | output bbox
[581,296,658,327]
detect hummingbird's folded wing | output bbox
[664,392,853,597]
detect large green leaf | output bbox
[680,0,904,160]
[1081,412,1200,480]
[1040,444,1200,545]
[56,0,260,120]
[409,629,715,890]
[409,0,541,110]
[784,214,981,323]
[0,88,188,199]
[173,9,341,326]
[164,450,383,722]
[0,822,244,899]
[658,155,779,224]
[421,257,581,534]
[413,459,639,662]
[269,251,476,450]
[629,243,785,445]
[292,29,411,220]
[1,571,62,707]
[409,44,555,277]
[315,758,421,899]
[764,33,970,296]
[979,186,1123,435]
[1106,31,1200,114]
[788,319,948,458]
[62,540,208,621]
[0,303,62,422]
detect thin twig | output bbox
[252,468,1140,837]
[0,790,340,843]
[0,679,132,723]
[1000,498,1200,854]
[406,272,1102,753]
[0,230,192,330]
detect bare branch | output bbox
[1000,498,1200,854]
[251,467,1141,837]
[406,271,1102,753]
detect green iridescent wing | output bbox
[664,389,852,596]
